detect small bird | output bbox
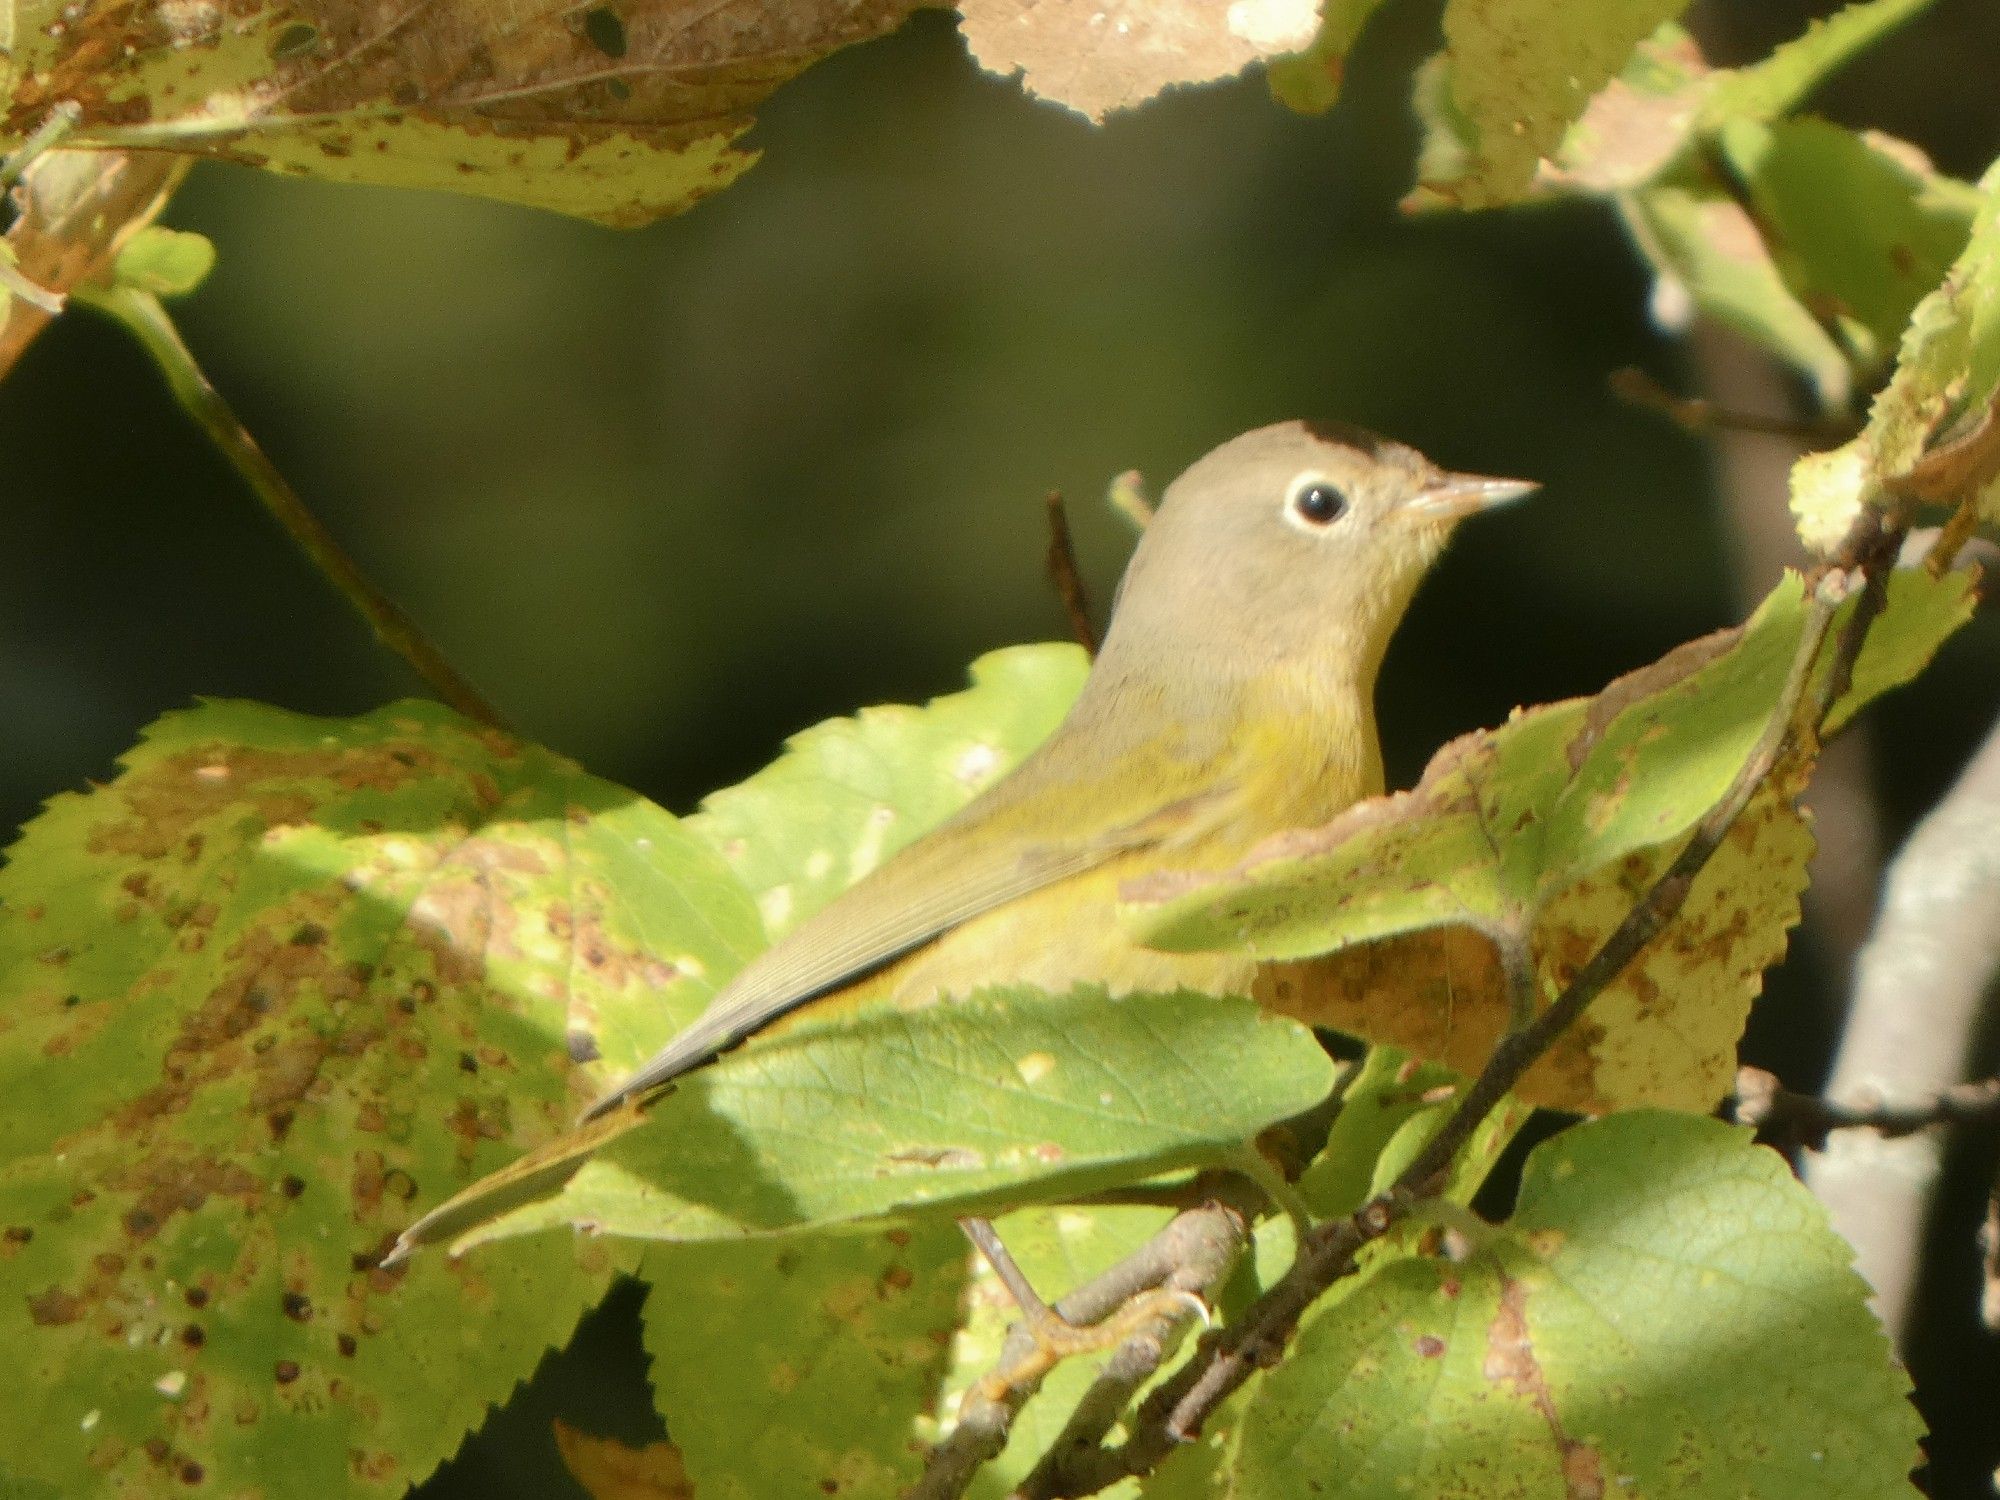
[584,421,1533,1121]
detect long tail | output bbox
[579,1005,765,1121]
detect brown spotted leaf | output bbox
[1227,1113,1923,1497]
[1128,568,1976,1115]
[0,0,922,225]
[0,698,763,1497]
[956,0,1322,122]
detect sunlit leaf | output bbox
[687,644,1088,942]
[957,0,1321,123]
[1298,1047,1528,1222]
[1700,0,1942,127]
[0,699,760,1496]
[1458,3,1964,406]
[1226,1114,1924,1498]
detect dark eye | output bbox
[1291,482,1348,527]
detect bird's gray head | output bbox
[1099,420,1534,685]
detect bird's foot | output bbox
[960,1216,1209,1401]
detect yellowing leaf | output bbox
[1129,569,1975,1115]
[1,0,925,225]
[0,699,760,1496]
[956,0,1321,123]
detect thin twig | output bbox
[1736,1065,2000,1153]
[1044,489,1098,654]
[0,101,82,197]
[1610,365,1858,447]
[961,1216,1059,1323]
[1979,1194,2000,1333]
[911,1181,1257,1500]
[81,285,510,730]
[1049,532,1893,1496]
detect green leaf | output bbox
[445,986,1338,1250]
[1,0,925,225]
[110,226,217,299]
[0,699,762,1497]
[1407,0,1693,211]
[1129,568,1973,1113]
[1227,1114,1924,1498]
[1791,155,2000,548]
[1827,567,1980,734]
[687,644,1088,941]
[1717,118,1976,374]
[643,1224,970,1500]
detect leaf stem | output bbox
[1043,489,1098,654]
[85,285,510,730]
[0,102,82,196]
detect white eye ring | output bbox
[1283,472,1349,532]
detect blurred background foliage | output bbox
[3,0,1998,1493]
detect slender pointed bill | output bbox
[1404,472,1540,521]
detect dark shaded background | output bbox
[3,0,1997,1493]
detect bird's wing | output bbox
[581,776,1228,1119]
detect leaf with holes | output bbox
[1128,568,1974,1114]
[0,699,762,1497]
[1226,1113,1924,1497]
